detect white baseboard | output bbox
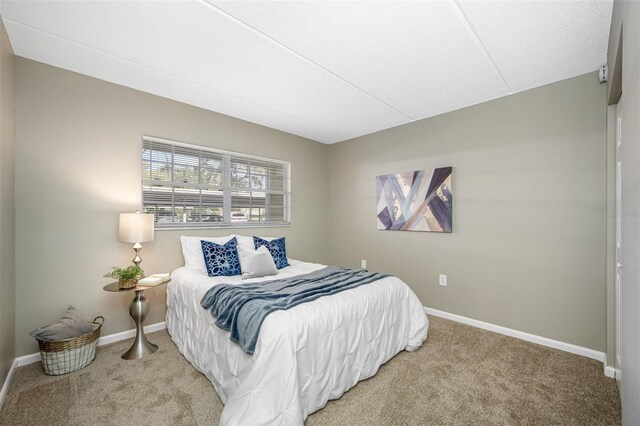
[15,353,40,368]
[0,358,18,410]
[16,321,167,367]
[604,366,619,379]
[6,308,617,405]
[424,307,608,364]
[97,321,167,347]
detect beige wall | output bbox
[14,58,329,356]
[608,0,640,424]
[0,19,15,388]
[327,72,607,351]
[11,53,612,364]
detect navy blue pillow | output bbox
[201,237,241,277]
[253,237,290,270]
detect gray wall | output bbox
[14,58,329,356]
[608,1,640,424]
[0,19,15,387]
[327,72,607,351]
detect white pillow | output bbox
[180,235,233,272]
[237,245,278,279]
[234,235,255,250]
[180,235,255,273]
[180,235,228,272]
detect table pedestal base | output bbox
[122,290,157,360]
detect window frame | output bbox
[141,135,291,230]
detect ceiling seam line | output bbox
[2,17,349,141]
[200,0,414,121]
[451,0,513,94]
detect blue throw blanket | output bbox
[201,267,389,355]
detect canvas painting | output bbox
[376,167,452,232]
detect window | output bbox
[142,136,290,228]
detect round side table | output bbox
[103,281,169,360]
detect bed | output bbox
[166,238,429,425]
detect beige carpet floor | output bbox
[0,316,620,425]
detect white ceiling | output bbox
[1,0,613,144]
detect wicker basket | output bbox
[35,316,105,376]
[118,278,138,289]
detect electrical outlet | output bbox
[361,259,367,269]
[439,274,447,286]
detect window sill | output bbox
[155,223,291,231]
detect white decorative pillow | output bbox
[234,235,255,250]
[180,235,235,272]
[237,245,278,279]
[180,235,261,273]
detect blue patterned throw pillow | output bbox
[253,237,290,270]
[201,237,241,277]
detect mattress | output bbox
[166,260,429,425]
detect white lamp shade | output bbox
[119,213,155,243]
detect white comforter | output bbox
[166,260,428,425]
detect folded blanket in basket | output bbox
[201,266,389,355]
[30,306,94,341]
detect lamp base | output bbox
[132,242,143,267]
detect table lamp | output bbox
[119,212,155,267]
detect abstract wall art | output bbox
[376,167,452,233]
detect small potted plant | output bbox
[103,265,144,289]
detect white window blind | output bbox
[142,136,291,228]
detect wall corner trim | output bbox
[15,321,168,368]
[604,366,619,379]
[602,355,620,379]
[424,307,611,374]
[0,359,18,410]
